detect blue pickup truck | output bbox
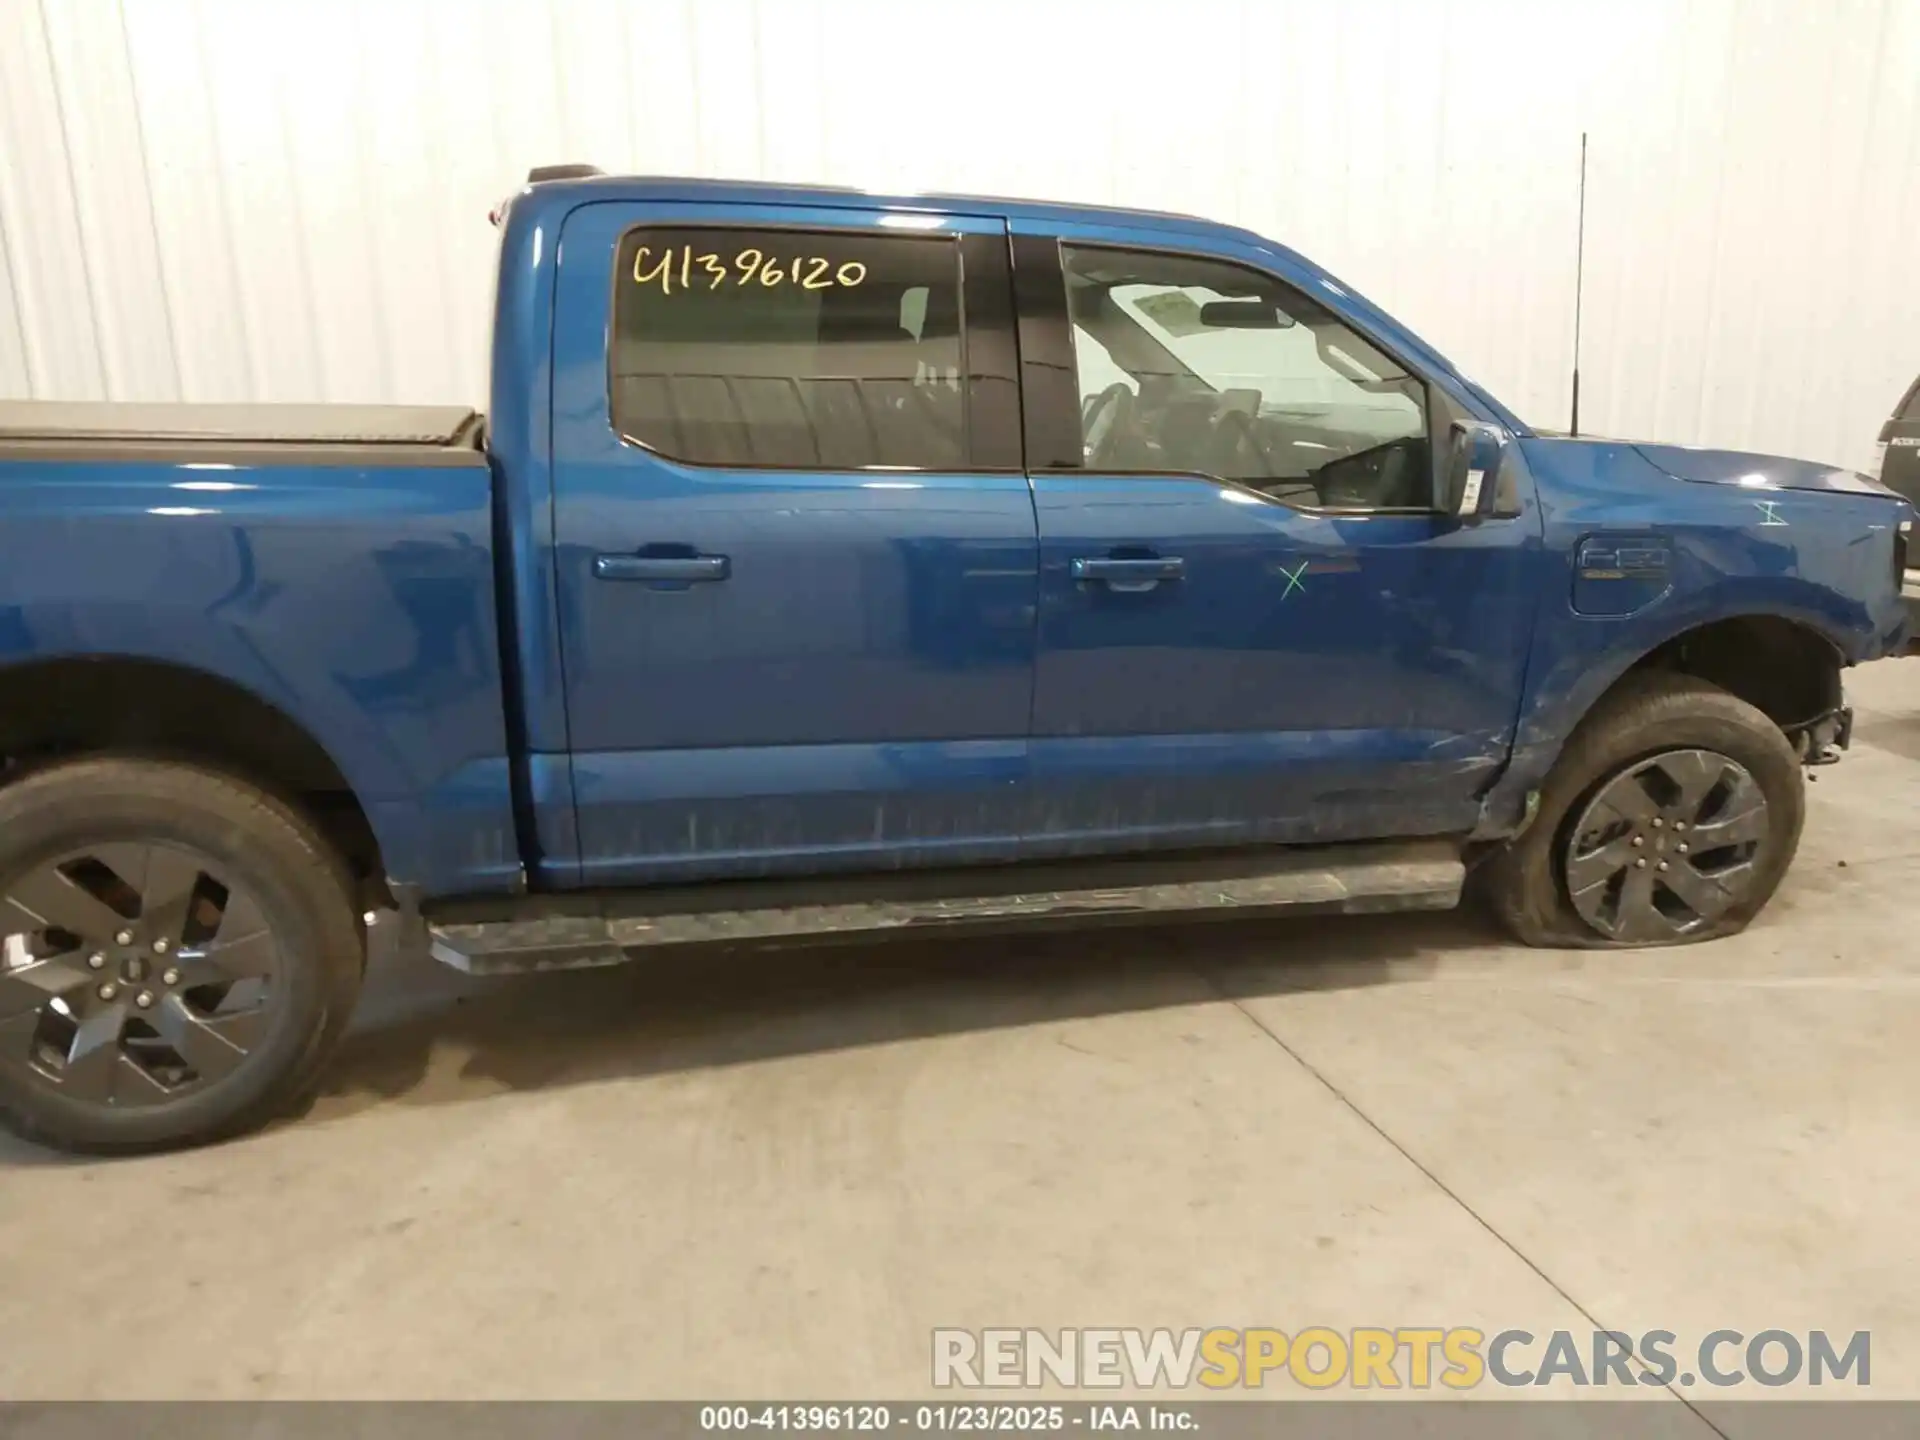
[0,168,1907,1153]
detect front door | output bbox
[1012,227,1543,852]
[550,202,1034,886]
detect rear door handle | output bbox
[594,554,731,583]
[1071,556,1185,592]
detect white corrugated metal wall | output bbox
[1,0,1915,471]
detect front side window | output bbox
[1061,244,1431,509]
[611,228,966,469]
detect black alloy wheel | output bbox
[0,842,280,1107]
[1563,747,1772,943]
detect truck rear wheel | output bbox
[0,757,363,1154]
[1482,673,1805,948]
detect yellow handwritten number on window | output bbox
[631,244,869,295]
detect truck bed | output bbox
[0,401,484,452]
[0,398,511,898]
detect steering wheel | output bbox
[1207,408,1277,482]
[1080,383,1137,464]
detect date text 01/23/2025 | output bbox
[699,1405,1197,1432]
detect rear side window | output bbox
[1902,379,1920,422]
[611,228,967,470]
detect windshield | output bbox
[1101,281,1416,402]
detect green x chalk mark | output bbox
[1279,561,1309,598]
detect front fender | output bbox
[1516,585,1852,764]
[1472,590,1850,842]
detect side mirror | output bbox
[1441,421,1509,521]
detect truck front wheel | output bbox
[1483,673,1806,947]
[0,757,363,1154]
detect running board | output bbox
[426,840,1465,976]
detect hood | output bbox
[1634,443,1898,499]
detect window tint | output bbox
[1061,245,1431,510]
[1901,379,1920,422]
[612,228,967,469]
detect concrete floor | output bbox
[6,665,1920,1409]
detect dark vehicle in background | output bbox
[1879,376,1920,632]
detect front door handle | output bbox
[594,553,731,583]
[1071,556,1185,593]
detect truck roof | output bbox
[513,167,1272,249]
[494,165,1530,438]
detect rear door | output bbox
[1011,225,1542,851]
[549,201,1033,886]
[1879,376,1920,509]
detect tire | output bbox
[1480,673,1805,948]
[0,756,364,1154]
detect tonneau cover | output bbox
[0,402,481,448]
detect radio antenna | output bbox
[1571,131,1588,436]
